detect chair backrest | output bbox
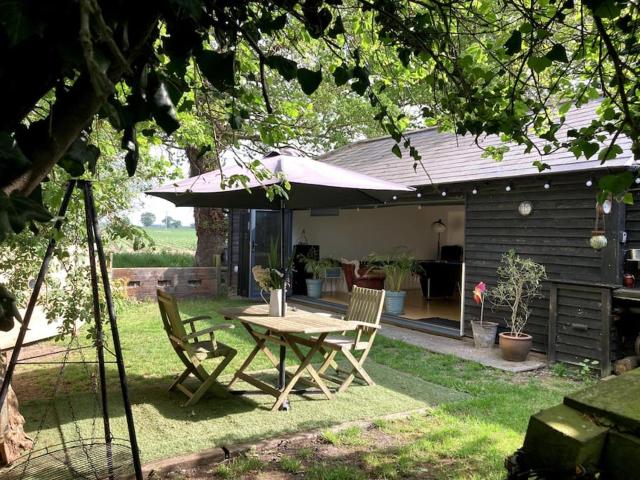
[345,286,385,327]
[157,289,189,344]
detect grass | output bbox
[111,251,195,268]
[143,227,197,252]
[10,298,584,479]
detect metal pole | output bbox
[278,201,289,411]
[0,180,76,410]
[84,182,143,479]
[81,181,114,479]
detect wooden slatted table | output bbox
[219,304,357,411]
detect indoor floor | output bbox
[321,288,461,324]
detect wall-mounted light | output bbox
[471,186,478,195]
[505,183,513,192]
[416,192,422,198]
[602,198,612,214]
[392,195,398,200]
[586,178,594,187]
[441,189,448,197]
[518,201,533,216]
[543,180,551,190]
[635,177,640,185]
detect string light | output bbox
[417,205,422,210]
[441,189,448,197]
[392,195,398,200]
[543,181,551,190]
[586,178,593,187]
[416,192,422,198]
[471,186,478,195]
[505,183,512,192]
[636,177,640,185]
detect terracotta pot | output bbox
[498,332,532,362]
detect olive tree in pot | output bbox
[490,250,546,362]
[372,250,420,315]
[298,253,333,299]
[471,281,498,348]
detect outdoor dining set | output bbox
[156,286,385,411]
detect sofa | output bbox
[340,260,385,292]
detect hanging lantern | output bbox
[590,203,607,250]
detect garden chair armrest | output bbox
[182,315,212,324]
[183,324,234,340]
[344,321,381,330]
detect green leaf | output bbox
[598,143,623,161]
[589,0,622,19]
[265,55,298,81]
[519,23,533,34]
[332,65,350,86]
[148,75,180,135]
[504,30,522,56]
[533,160,551,172]
[623,192,634,205]
[0,0,45,46]
[195,50,236,92]
[598,172,634,197]
[391,144,402,158]
[546,44,568,63]
[296,68,322,95]
[527,56,552,73]
[582,141,600,159]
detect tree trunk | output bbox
[0,352,32,465]
[186,146,228,267]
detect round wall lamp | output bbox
[472,186,478,195]
[518,201,533,216]
[505,183,513,192]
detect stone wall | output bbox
[111,267,225,300]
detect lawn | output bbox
[10,298,583,479]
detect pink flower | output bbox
[473,281,486,304]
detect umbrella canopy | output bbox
[146,150,414,209]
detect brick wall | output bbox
[111,267,225,300]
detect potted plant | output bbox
[252,240,289,315]
[298,252,333,299]
[471,281,498,348]
[372,250,420,315]
[490,250,546,362]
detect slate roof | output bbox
[317,101,637,187]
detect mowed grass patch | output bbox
[13,299,465,465]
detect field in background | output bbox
[143,227,197,252]
[110,227,197,268]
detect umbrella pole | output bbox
[278,201,289,410]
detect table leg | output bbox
[271,333,327,412]
[229,325,278,388]
[278,340,289,411]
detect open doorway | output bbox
[290,202,465,337]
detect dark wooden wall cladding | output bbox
[111,267,224,300]
[625,191,640,248]
[463,173,622,354]
[548,282,614,375]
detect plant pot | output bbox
[305,278,323,298]
[498,332,532,362]
[384,290,406,315]
[471,321,498,348]
[269,289,285,316]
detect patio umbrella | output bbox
[148,150,414,286]
[147,149,413,407]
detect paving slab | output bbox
[378,324,547,372]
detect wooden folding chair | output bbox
[157,289,237,406]
[316,286,385,393]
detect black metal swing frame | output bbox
[0,180,143,480]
